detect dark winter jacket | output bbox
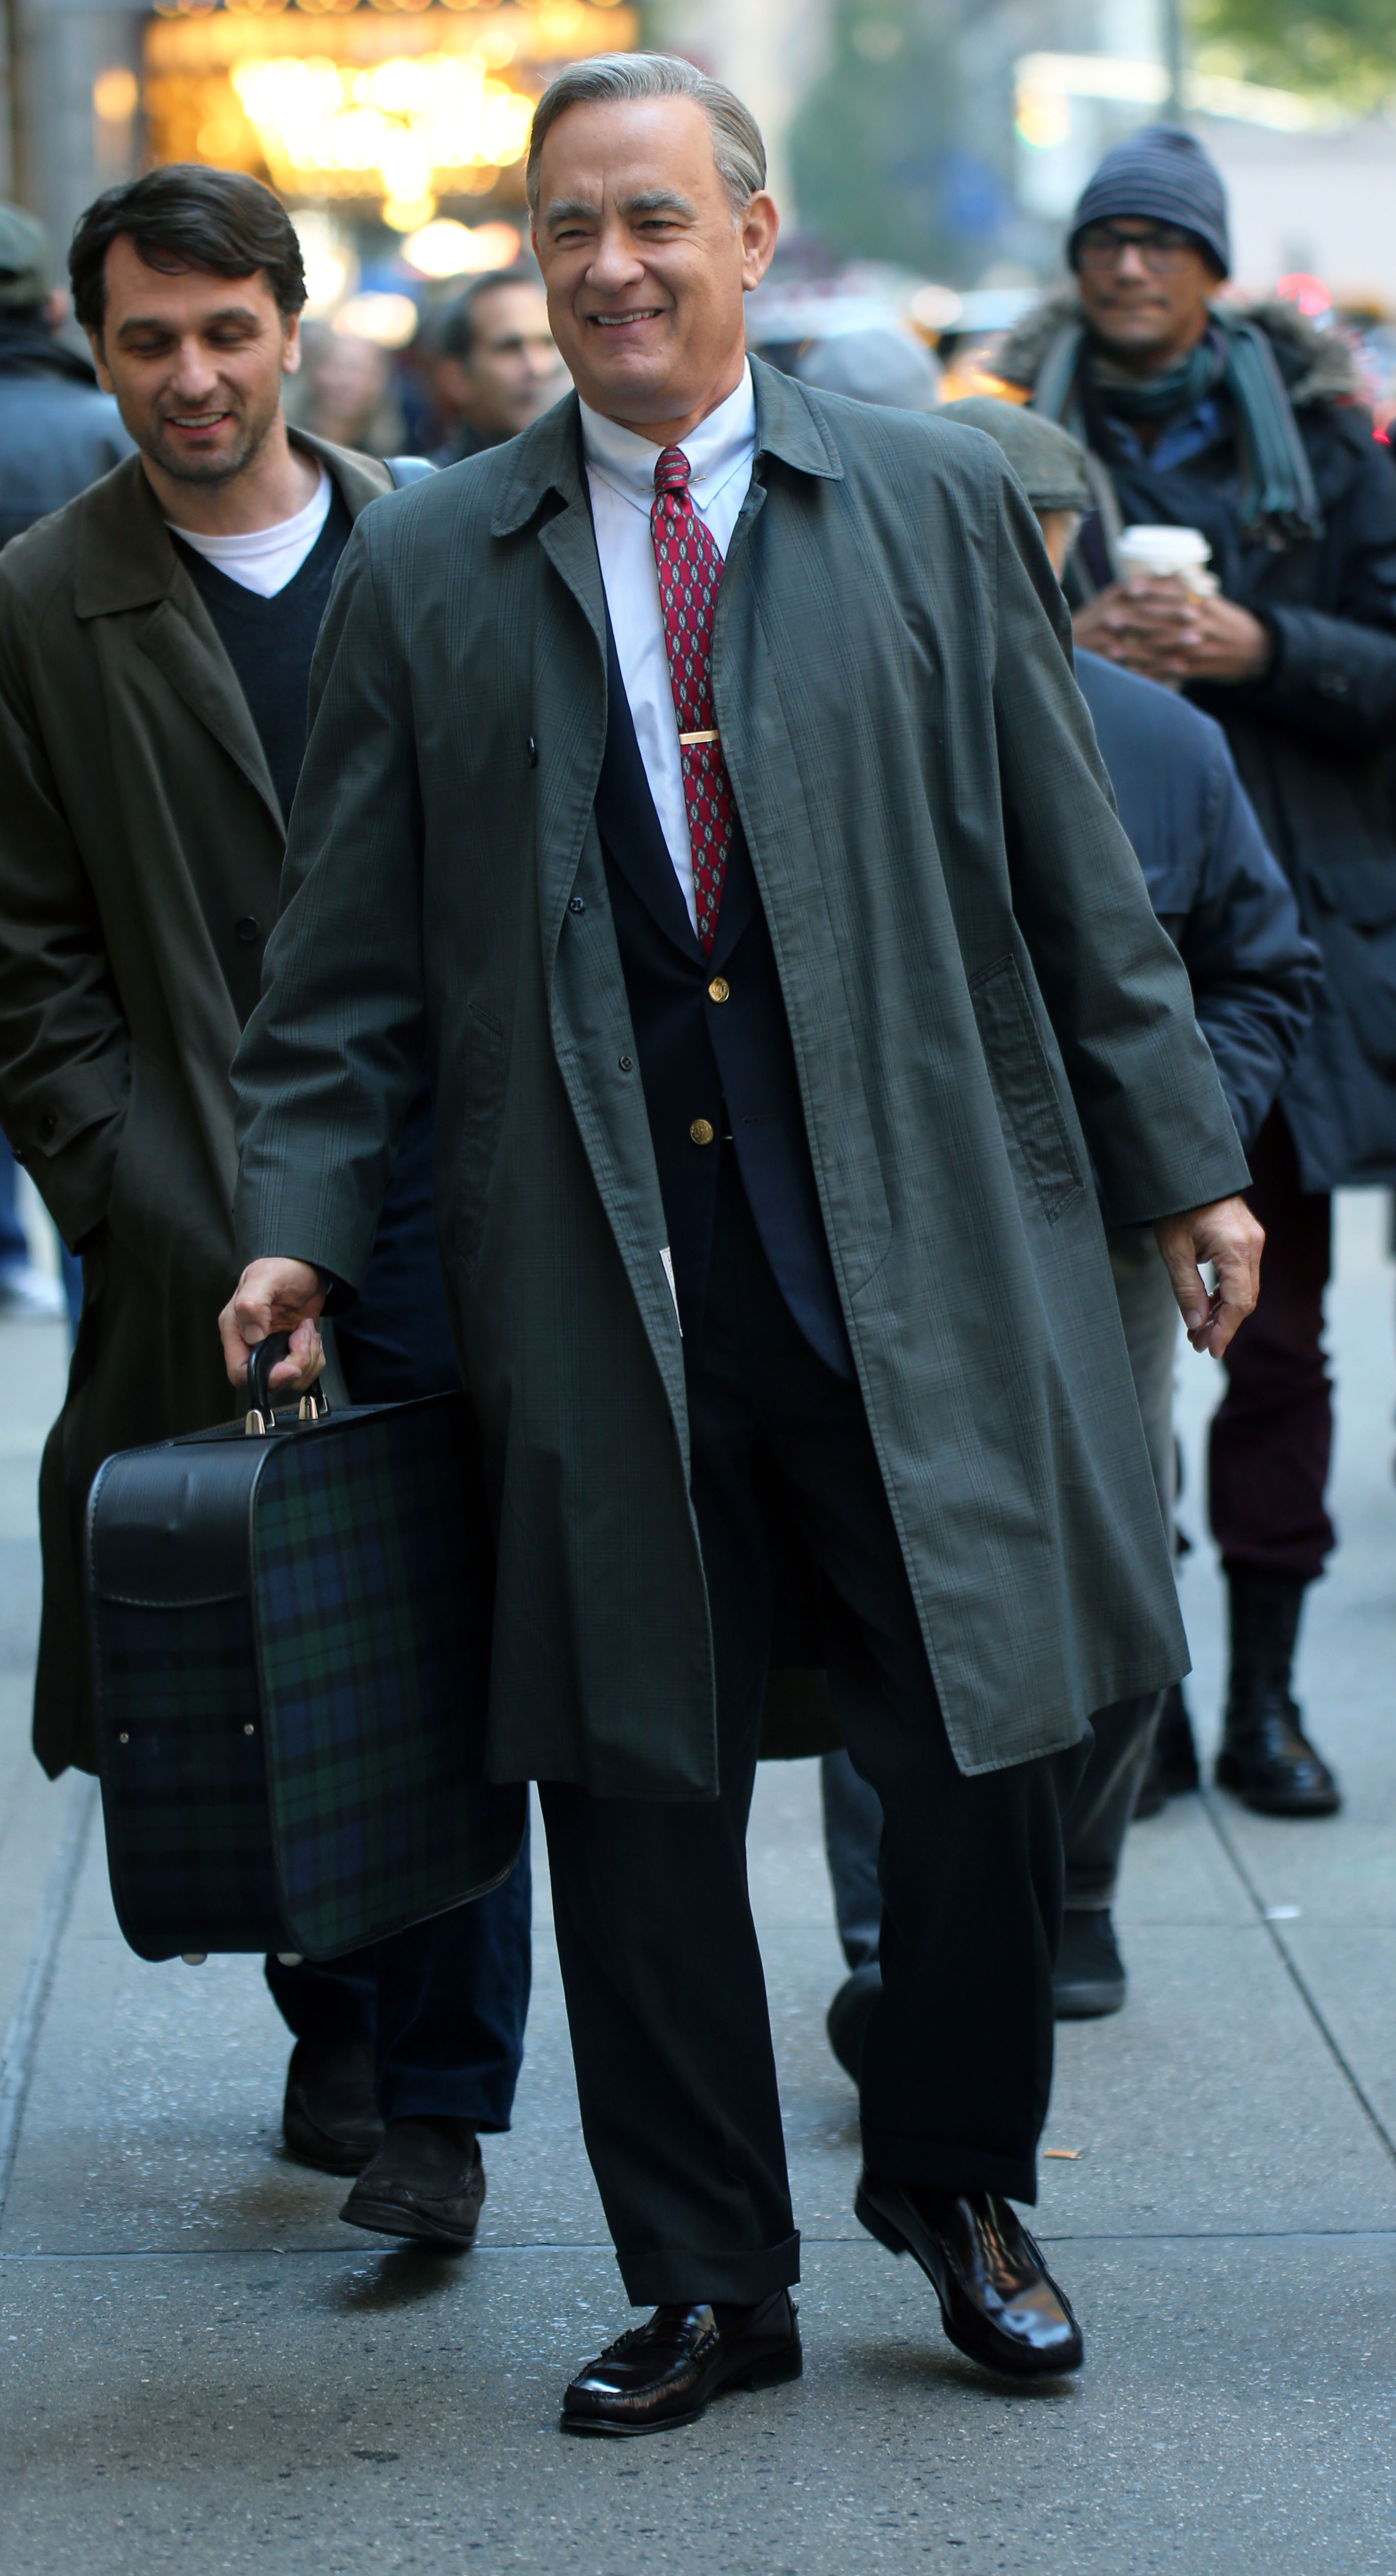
[1077,649,1319,1154]
[1001,288,1396,1190]
[0,323,132,548]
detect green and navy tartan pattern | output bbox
[252,1398,525,1958]
[95,1594,284,1959]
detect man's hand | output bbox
[1074,579,1271,687]
[219,1257,327,1394]
[1153,1196,1263,1357]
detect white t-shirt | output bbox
[166,465,332,599]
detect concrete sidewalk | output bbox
[2,1198,1394,2574]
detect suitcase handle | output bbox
[244,1332,329,1436]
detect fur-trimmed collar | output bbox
[995,280,1363,410]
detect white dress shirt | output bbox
[579,364,756,931]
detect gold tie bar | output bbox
[679,729,720,746]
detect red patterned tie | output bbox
[650,444,736,954]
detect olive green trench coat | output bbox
[0,435,393,1775]
[232,361,1250,1795]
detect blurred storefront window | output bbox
[141,0,633,230]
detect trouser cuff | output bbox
[616,2232,801,2308]
[860,2134,1039,2207]
[376,2080,517,2133]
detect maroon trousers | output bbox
[1208,1109,1334,1586]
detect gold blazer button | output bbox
[689,1118,715,1147]
[707,976,730,1003]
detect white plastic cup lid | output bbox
[1117,524,1212,572]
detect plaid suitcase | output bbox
[85,1338,525,1964]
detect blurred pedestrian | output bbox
[0,164,531,2246]
[819,391,1318,2062]
[288,319,404,456]
[427,268,566,462]
[998,125,1396,1817]
[794,325,938,411]
[0,198,133,1326]
[0,199,132,544]
[220,53,1257,2419]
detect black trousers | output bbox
[1209,1108,1334,1586]
[540,1157,1081,2307]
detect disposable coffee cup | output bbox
[1116,525,1217,595]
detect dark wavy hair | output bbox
[70,164,306,337]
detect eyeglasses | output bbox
[1075,222,1200,275]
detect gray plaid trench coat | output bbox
[232,359,1249,1795]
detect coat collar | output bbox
[69,430,393,830]
[490,353,843,541]
[72,429,391,620]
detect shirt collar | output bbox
[579,361,756,515]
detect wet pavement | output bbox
[2,1193,1394,2573]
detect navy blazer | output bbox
[594,616,851,1378]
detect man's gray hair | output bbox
[526,53,766,217]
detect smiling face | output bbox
[89,234,300,486]
[530,94,777,440]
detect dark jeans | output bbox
[265,1861,532,2129]
[267,1075,531,2131]
[540,1156,1081,2307]
[1209,1107,1334,1586]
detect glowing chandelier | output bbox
[232,46,536,224]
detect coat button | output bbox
[568,896,585,914]
[689,1117,715,1146]
[618,1054,633,1073]
[234,917,262,945]
[707,976,730,1003]
[527,735,538,766]
[37,1113,56,1141]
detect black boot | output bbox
[1133,1680,1201,1818]
[1216,1570,1340,1817]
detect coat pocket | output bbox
[969,955,1085,1223]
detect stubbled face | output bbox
[89,236,299,484]
[530,94,777,430]
[1075,219,1217,372]
[437,282,566,437]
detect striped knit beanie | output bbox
[1068,125,1230,279]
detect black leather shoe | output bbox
[1053,1909,1126,2019]
[1133,1680,1201,1818]
[339,2118,485,2248]
[855,2172,1083,2377]
[561,2291,802,2436]
[282,2040,384,2176]
[827,1959,882,2080]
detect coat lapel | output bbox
[496,401,611,973]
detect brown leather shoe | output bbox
[282,2040,384,2176]
[561,2291,802,2436]
[856,2172,1083,2376]
[340,2119,485,2249]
